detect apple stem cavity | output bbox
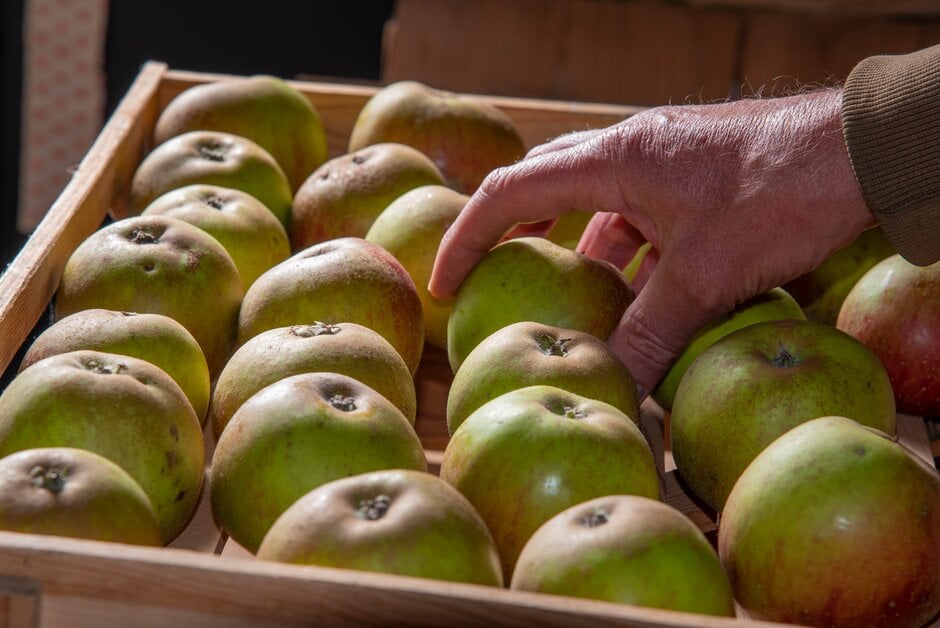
[292,322,341,338]
[536,334,571,357]
[770,345,800,368]
[82,358,127,376]
[580,509,610,528]
[329,394,357,412]
[29,465,66,494]
[130,229,159,245]
[356,494,391,520]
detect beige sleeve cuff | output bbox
[842,45,940,266]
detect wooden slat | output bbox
[682,0,940,16]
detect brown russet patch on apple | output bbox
[185,249,203,271]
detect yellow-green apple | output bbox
[54,215,243,376]
[210,372,427,553]
[512,495,735,616]
[837,255,940,417]
[238,237,424,374]
[0,351,205,543]
[211,321,416,439]
[651,287,805,412]
[291,143,445,249]
[257,469,503,587]
[671,319,896,512]
[141,184,290,289]
[440,385,659,582]
[546,210,593,250]
[153,74,328,192]
[127,130,292,228]
[365,184,466,349]
[447,322,639,435]
[0,447,162,546]
[20,308,211,424]
[348,80,525,194]
[719,416,940,628]
[446,236,634,372]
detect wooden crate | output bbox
[0,61,934,628]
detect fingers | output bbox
[525,128,604,159]
[577,212,648,270]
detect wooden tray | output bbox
[0,61,934,628]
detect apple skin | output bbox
[210,372,428,554]
[141,184,290,289]
[153,74,328,192]
[837,254,940,416]
[257,469,503,587]
[348,80,525,194]
[511,495,735,617]
[128,130,293,228]
[0,447,162,546]
[211,322,416,439]
[291,143,446,249]
[440,385,660,582]
[652,287,805,413]
[19,308,211,424]
[719,416,940,628]
[0,351,205,543]
[238,237,425,374]
[447,321,639,435]
[54,215,244,377]
[447,237,634,372]
[365,184,467,349]
[671,319,896,513]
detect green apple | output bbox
[651,287,805,412]
[440,385,660,582]
[153,74,328,192]
[720,416,940,627]
[671,319,896,512]
[348,80,525,194]
[128,130,293,228]
[0,351,205,543]
[512,495,735,617]
[545,210,593,250]
[238,237,425,374]
[141,184,290,289]
[257,469,503,587]
[291,143,445,249]
[447,236,634,372]
[210,372,427,553]
[54,215,244,376]
[0,447,162,546]
[365,184,466,349]
[211,321,416,439]
[20,308,211,424]
[447,321,639,435]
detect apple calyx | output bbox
[82,358,127,376]
[129,228,159,245]
[204,195,226,210]
[292,322,342,338]
[329,394,357,412]
[770,345,800,368]
[356,494,392,521]
[564,406,587,419]
[580,508,610,528]
[535,334,572,357]
[197,140,229,163]
[351,154,368,165]
[30,465,67,494]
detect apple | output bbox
[257,469,503,587]
[54,215,244,376]
[0,447,162,546]
[719,416,940,627]
[511,495,735,617]
[348,80,525,194]
[0,351,205,543]
[19,308,211,424]
[447,321,639,435]
[238,237,425,374]
[837,254,940,416]
[440,385,660,582]
[211,321,416,439]
[670,319,897,512]
[153,74,328,192]
[446,236,634,372]
[545,210,593,250]
[210,372,428,554]
[127,130,293,228]
[365,184,467,349]
[651,287,805,413]
[141,184,290,289]
[291,143,445,249]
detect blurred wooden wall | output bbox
[382,0,940,106]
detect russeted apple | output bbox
[447,322,639,435]
[210,372,427,554]
[211,322,416,439]
[0,351,205,543]
[258,469,503,587]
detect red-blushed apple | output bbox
[719,416,940,628]
[257,469,503,587]
[837,254,940,417]
[671,319,896,513]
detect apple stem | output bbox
[356,495,391,520]
[29,466,66,494]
